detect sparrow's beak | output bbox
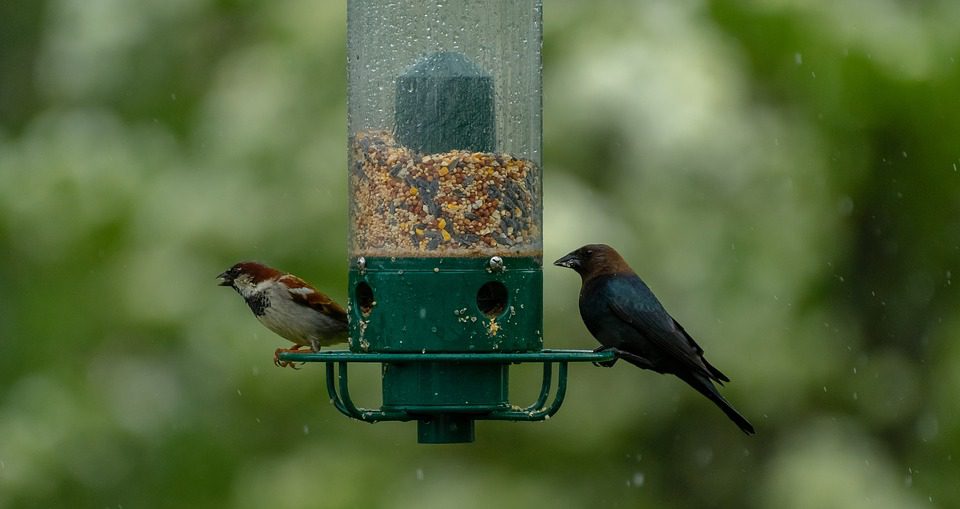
[216,271,233,286]
[553,253,580,269]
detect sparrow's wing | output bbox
[277,274,348,324]
[601,276,715,381]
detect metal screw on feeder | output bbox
[278,0,615,443]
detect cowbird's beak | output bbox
[553,253,580,269]
[216,271,233,286]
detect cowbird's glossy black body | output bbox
[555,244,755,435]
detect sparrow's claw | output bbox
[274,345,309,369]
[274,359,302,369]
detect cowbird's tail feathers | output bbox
[678,372,755,435]
[702,358,730,384]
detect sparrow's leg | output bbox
[274,345,310,369]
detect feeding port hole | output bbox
[356,281,375,316]
[476,281,508,318]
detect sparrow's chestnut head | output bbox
[217,261,282,297]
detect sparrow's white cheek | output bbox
[253,279,276,294]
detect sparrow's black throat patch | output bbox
[245,293,269,316]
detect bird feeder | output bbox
[279,0,612,443]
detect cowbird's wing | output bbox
[672,318,729,383]
[602,276,715,380]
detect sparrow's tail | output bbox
[677,371,756,435]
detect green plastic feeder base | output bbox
[342,256,544,442]
[277,349,616,443]
[418,414,475,444]
[382,362,509,413]
[348,256,544,353]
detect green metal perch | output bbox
[278,349,615,442]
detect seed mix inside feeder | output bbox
[350,130,540,257]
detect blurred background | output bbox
[2,0,959,507]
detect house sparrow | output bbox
[217,261,348,368]
[555,244,755,435]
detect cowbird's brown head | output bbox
[553,244,633,278]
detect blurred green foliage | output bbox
[2,0,959,508]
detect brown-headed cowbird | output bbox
[218,262,348,368]
[555,244,755,434]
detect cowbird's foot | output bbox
[592,345,619,367]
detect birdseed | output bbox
[350,130,541,257]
